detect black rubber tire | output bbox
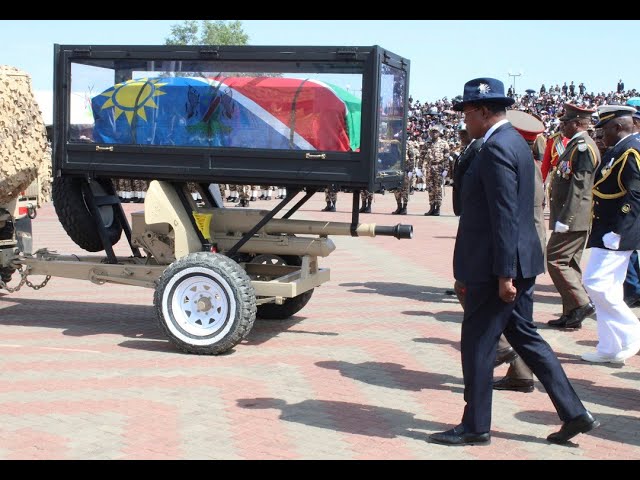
[154,252,257,355]
[52,176,123,252]
[256,289,314,320]
[256,254,315,320]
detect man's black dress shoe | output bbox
[547,314,573,328]
[493,376,534,393]
[547,411,600,444]
[429,424,491,446]
[546,303,594,329]
[495,346,519,367]
[564,302,595,328]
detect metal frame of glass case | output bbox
[53,44,410,192]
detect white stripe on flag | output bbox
[206,78,315,150]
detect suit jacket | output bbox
[452,137,483,216]
[548,132,600,232]
[454,123,545,283]
[588,133,640,251]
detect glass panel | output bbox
[376,63,407,180]
[69,59,363,152]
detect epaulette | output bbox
[550,131,561,139]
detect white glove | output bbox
[407,171,414,179]
[603,231,621,250]
[441,169,448,178]
[554,221,570,233]
[415,168,424,178]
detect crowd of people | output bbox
[407,80,639,149]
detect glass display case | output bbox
[53,44,410,191]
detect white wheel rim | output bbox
[162,266,237,344]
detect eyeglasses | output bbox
[462,107,481,117]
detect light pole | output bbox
[508,71,523,95]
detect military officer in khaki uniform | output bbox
[359,190,373,213]
[392,134,419,215]
[424,124,449,216]
[547,104,600,329]
[322,186,337,212]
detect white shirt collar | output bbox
[483,119,510,143]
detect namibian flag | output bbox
[91,76,361,151]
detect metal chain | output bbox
[0,265,51,292]
[25,273,51,290]
[0,266,28,293]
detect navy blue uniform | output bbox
[588,134,640,251]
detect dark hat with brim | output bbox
[452,77,515,111]
[595,105,637,128]
[559,102,595,121]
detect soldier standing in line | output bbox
[359,190,373,213]
[249,185,260,202]
[546,104,600,330]
[218,183,227,201]
[416,133,427,192]
[259,186,275,201]
[322,185,337,212]
[236,185,250,207]
[120,178,133,203]
[275,186,288,199]
[392,133,419,215]
[227,184,239,203]
[114,178,125,202]
[132,179,148,203]
[424,124,449,216]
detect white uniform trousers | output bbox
[583,248,640,356]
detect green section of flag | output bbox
[327,83,362,151]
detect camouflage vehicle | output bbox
[1,44,412,355]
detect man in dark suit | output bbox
[451,120,528,390]
[429,77,598,446]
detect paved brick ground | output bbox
[0,188,639,459]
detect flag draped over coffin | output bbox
[91,76,361,152]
